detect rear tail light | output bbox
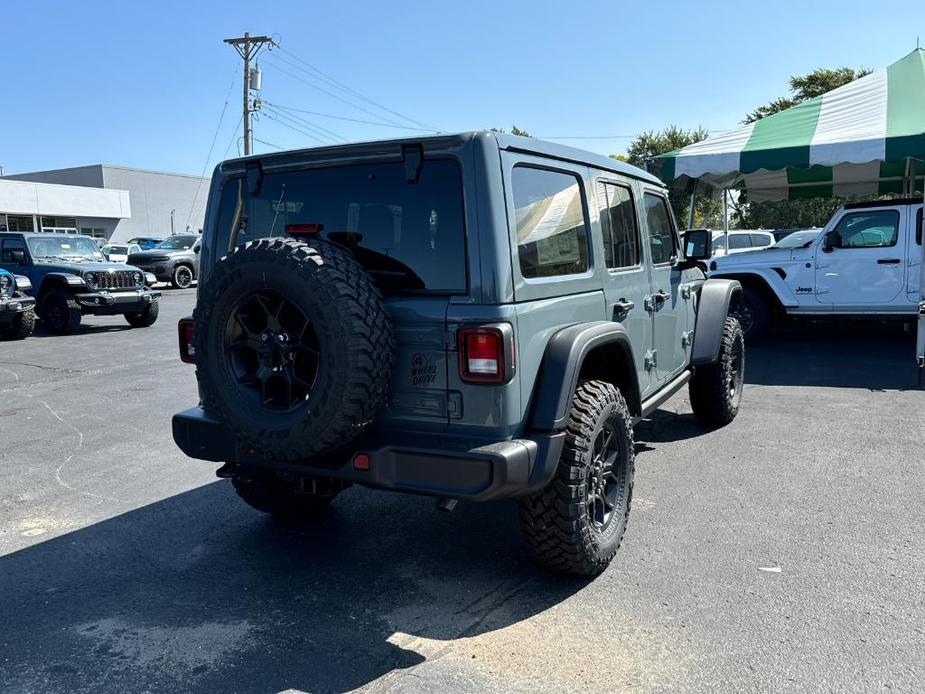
[459,328,506,383]
[178,318,196,363]
[285,223,323,236]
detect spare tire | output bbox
[194,237,394,461]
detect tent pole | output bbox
[687,189,696,229]
[723,189,729,252]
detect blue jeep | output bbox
[0,268,35,340]
[0,232,161,334]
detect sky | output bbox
[3,0,923,177]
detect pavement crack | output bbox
[0,360,85,374]
[29,395,118,503]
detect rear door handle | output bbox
[877,258,901,264]
[654,290,671,303]
[613,299,635,315]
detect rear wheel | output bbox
[0,295,35,340]
[518,380,635,576]
[172,264,194,289]
[42,289,82,334]
[689,316,745,427]
[125,299,159,328]
[231,473,342,521]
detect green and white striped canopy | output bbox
[652,49,925,201]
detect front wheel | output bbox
[0,296,35,340]
[689,316,745,427]
[125,299,159,328]
[517,380,635,576]
[42,289,82,334]
[171,264,194,289]
[731,287,770,343]
[231,473,342,521]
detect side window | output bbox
[728,234,751,250]
[1,239,26,263]
[596,181,640,269]
[916,208,922,246]
[750,233,772,247]
[513,166,589,278]
[643,193,676,264]
[833,210,899,248]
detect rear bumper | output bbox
[75,288,160,314]
[172,406,565,501]
[0,295,35,321]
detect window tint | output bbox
[513,167,589,278]
[643,193,676,264]
[749,233,772,247]
[1,238,26,262]
[833,210,899,248]
[596,181,640,269]
[217,159,467,293]
[728,234,751,250]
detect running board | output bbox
[637,369,692,421]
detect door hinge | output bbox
[644,295,656,312]
[681,284,692,300]
[644,349,657,370]
[919,301,925,316]
[681,330,694,348]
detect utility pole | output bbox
[223,32,275,156]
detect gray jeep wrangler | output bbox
[173,132,744,575]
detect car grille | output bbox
[86,271,142,290]
[128,254,169,265]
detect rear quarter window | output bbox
[512,166,589,278]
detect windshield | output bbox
[214,159,466,293]
[773,230,821,249]
[27,236,105,262]
[157,235,198,250]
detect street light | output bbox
[170,209,176,236]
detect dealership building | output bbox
[0,165,209,243]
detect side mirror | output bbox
[683,228,712,261]
[193,245,201,254]
[822,230,840,252]
[9,250,26,264]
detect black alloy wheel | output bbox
[223,289,321,412]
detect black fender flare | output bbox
[527,321,641,432]
[37,273,83,299]
[691,278,742,365]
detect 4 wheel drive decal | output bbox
[411,352,437,386]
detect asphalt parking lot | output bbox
[1,290,923,694]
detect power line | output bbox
[273,44,439,131]
[261,106,340,144]
[185,71,237,229]
[224,33,277,155]
[252,136,285,151]
[262,110,332,145]
[261,101,440,132]
[261,55,411,129]
[262,102,344,140]
[223,114,244,159]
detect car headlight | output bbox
[84,272,97,290]
[0,274,11,297]
[136,271,145,286]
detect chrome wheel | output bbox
[174,265,193,289]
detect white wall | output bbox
[0,179,130,218]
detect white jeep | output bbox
[708,197,924,345]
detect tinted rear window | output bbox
[214,159,466,293]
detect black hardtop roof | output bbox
[843,197,923,210]
[221,131,663,187]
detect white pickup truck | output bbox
[708,198,925,361]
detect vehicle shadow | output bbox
[0,481,587,694]
[30,322,134,337]
[745,320,919,390]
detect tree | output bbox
[490,125,531,137]
[743,67,871,123]
[615,126,722,227]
